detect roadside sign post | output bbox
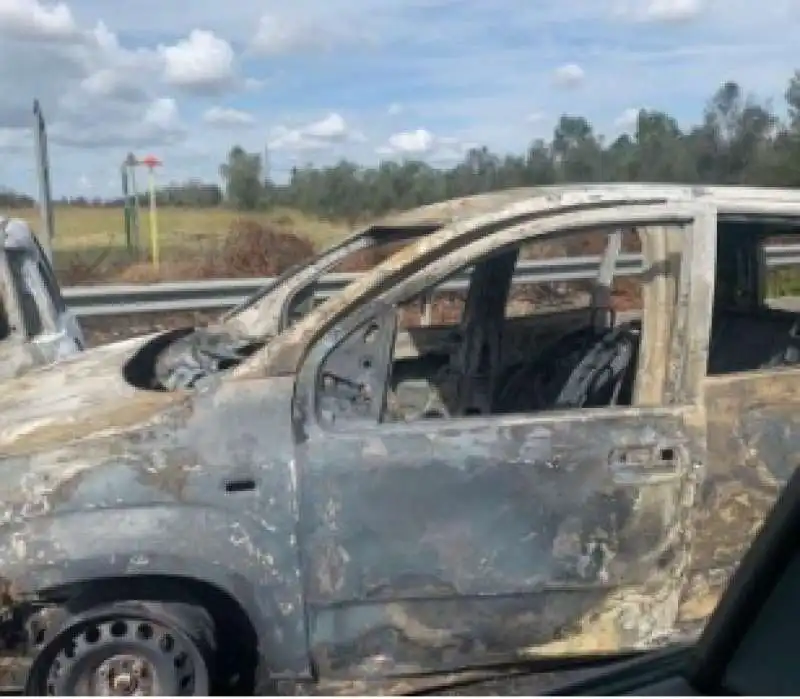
[122,154,162,268]
[140,155,162,270]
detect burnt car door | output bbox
[293,203,715,679]
[684,209,800,628]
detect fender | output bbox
[0,504,311,679]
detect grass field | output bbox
[8,205,351,284]
[13,205,346,260]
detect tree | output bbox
[219,146,263,210]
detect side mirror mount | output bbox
[316,309,398,428]
[294,305,399,433]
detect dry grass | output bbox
[9,205,350,285]
[11,205,349,256]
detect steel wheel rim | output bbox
[38,615,208,696]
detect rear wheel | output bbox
[26,600,215,696]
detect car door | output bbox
[687,214,800,627]
[293,204,715,679]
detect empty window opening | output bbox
[707,219,800,376]
[316,226,654,427]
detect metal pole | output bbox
[148,167,160,269]
[32,100,55,263]
[130,165,141,257]
[122,164,132,252]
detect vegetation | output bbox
[212,77,800,220]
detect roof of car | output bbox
[373,183,800,228]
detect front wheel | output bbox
[26,601,215,696]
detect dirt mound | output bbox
[333,241,408,272]
[217,218,314,278]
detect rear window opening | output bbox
[708,218,800,376]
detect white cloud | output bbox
[160,29,236,91]
[249,8,375,56]
[614,107,641,129]
[250,13,307,55]
[79,68,147,102]
[387,102,403,116]
[0,0,78,40]
[143,97,180,130]
[304,113,348,139]
[269,112,357,151]
[203,106,256,126]
[552,62,585,88]
[376,129,472,163]
[615,0,704,23]
[526,111,546,123]
[379,128,436,155]
[49,95,185,149]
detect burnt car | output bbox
[2,184,800,696]
[0,217,85,380]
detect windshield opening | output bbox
[223,223,440,322]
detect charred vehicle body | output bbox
[1,184,800,695]
[0,217,85,380]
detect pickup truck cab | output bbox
[2,184,800,696]
[0,217,85,380]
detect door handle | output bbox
[608,444,683,485]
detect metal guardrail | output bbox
[63,245,800,318]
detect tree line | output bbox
[3,73,800,220]
[220,74,800,221]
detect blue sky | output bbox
[0,0,798,198]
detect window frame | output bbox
[296,203,705,435]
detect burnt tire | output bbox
[26,600,216,696]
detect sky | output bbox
[0,0,798,198]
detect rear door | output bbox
[294,203,715,678]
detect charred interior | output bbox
[316,226,648,425]
[708,217,800,375]
[316,215,800,426]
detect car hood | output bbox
[0,333,186,457]
[0,338,36,382]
